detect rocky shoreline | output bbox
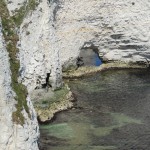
[31,85,75,122]
[32,61,147,123]
[63,62,147,79]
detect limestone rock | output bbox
[4,0,150,93]
[18,0,62,91]
[0,19,39,150]
[55,0,150,65]
[5,0,27,16]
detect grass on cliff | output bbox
[12,0,39,26]
[0,0,31,125]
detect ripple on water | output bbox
[40,69,150,150]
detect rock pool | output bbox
[40,69,150,150]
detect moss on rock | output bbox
[31,85,75,122]
[0,0,34,125]
[12,0,39,26]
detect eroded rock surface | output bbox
[31,85,74,122]
[6,0,27,15]
[56,0,150,65]
[10,0,150,91]
[0,19,39,150]
[18,1,62,92]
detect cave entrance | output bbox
[42,73,51,89]
[77,47,102,67]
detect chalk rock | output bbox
[18,1,62,91]
[0,19,39,150]
[5,0,150,92]
[55,0,150,65]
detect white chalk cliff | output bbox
[0,19,39,150]
[1,0,150,149]
[15,0,150,90]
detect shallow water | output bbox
[40,69,150,150]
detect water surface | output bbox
[40,69,150,150]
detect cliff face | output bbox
[56,0,150,64]
[1,0,150,149]
[0,19,39,150]
[4,0,150,91]
[17,0,150,90]
[18,1,62,91]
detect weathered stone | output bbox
[0,19,39,150]
[18,1,62,92]
[31,85,74,122]
[14,0,150,90]
[55,0,150,65]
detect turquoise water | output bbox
[40,69,150,150]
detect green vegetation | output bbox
[48,87,69,104]
[12,0,39,26]
[0,0,38,125]
[34,86,69,107]
[62,64,77,72]
[32,86,73,122]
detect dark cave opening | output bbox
[42,73,52,89]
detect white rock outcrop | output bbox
[0,19,39,150]
[18,0,62,91]
[10,0,150,91]
[6,0,27,15]
[56,0,150,64]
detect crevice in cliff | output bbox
[42,73,52,90]
[48,0,61,21]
